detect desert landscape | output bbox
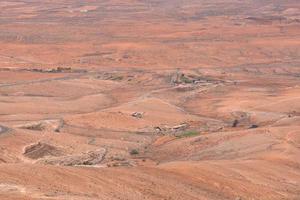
[0,0,300,199]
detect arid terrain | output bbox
[0,0,300,199]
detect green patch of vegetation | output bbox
[177,130,199,138]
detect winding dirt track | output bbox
[0,0,300,199]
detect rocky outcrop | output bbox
[38,148,106,166]
[23,142,63,159]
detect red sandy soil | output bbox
[0,0,299,199]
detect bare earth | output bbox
[0,0,300,199]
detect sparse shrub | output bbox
[177,130,199,138]
[111,75,123,81]
[130,149,139,155]
[87,138,96,145]
[249,124,259,129]
[232,119,239,127]
[180,75,193,84]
